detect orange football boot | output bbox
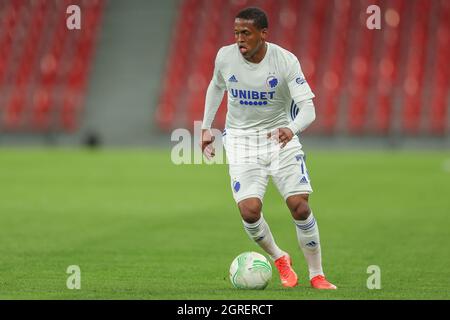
[274,255,298,287]
[310,275,337,290]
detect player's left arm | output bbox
[268,57,316,148]
[286,98,316,136]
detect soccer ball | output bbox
[229,252,272,290]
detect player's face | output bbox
[234,18,267,60]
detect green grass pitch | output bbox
[0,148,449,299]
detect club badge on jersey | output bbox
[266,75,278,89]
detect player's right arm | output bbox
[200,49,226,159]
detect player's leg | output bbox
[271,144,336,289]
[286,194,322,278]
[230,161,284,261]
[238,197,298,288]
[286,194,335,289]
[229,164,298,287]
[226,131,297,287]
[237,197,285,261]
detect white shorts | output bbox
[223,129,313,203]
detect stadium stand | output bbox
[156,0,449,136]
[0,0,104,133]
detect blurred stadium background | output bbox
[0,0,448,146]
[0,0,449,299]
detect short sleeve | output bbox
[286,58,315,102]
[211,48,227,90]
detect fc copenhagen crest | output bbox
[266,75,278,89]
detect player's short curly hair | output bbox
[235,7,268,30]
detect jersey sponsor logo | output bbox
[230,89,275,106]
[296,77,306,85]
[239,100,267,106]
[228,75,238,82]
[230,89,275,100]
[266,76,278,88]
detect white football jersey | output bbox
[212,42,315,131]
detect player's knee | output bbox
[238,198,262,223]
[291,199,311,221]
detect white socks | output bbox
[293,212,324,280]
[242,214,285,261]
[242,211,325,280]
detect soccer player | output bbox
[200,7,336,290]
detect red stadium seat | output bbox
[0,0,105,133]
[401,0,431,135]
[429,0,449,135]
[4,89,26,130]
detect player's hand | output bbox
[200,129,215,160]
[267,127,294,149]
